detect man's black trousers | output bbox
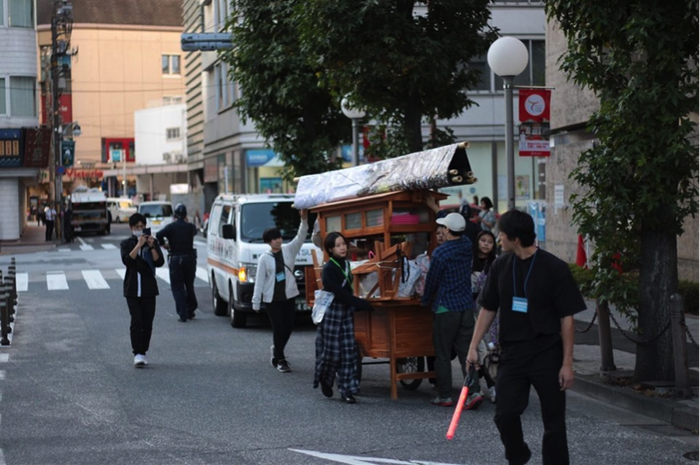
[266,298,296,362]
[169,254,198,319]
[126,297,156,356]
[494,340,569,465]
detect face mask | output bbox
[133,230,143,238]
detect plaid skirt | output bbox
[312,300,359,396]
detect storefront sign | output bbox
[23,127,51,168]
[63,169,104,181]
[0,129,23,167]
[246,149,283,167]
[518,89,551,157]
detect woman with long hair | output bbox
[313,232,373,404]
[477,196,497,233]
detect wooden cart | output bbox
[307,190,447,399]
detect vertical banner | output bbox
[518,89,551,157]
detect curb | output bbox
[572,373,699,431]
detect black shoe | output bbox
[320,382,333,398]
[178,318,187,323]
[508,444,532,465]
[341,393,357,404]
[276,360,291,373]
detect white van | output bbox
[106,197,136,223]
[137,201,174,233]
[207,194,319,328]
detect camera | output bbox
[143,228,151,236]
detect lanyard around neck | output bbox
[512,250,537,298]
[330,257,352,285]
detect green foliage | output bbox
[221,0,348,181]
[546,0,699,315]
[294,0,497,153]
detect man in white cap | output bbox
[421,212,483,409]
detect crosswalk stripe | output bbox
[79,244,95,251]
[82,270,110,290]
[16,273,28,292]
[196,267,208,283]
[156,268,170,284]
[101,244,117,250]
[46,272,69,290]
[115,269,126,280]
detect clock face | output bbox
[524,93,546,117]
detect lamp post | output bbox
[341,96,366,167]
[487,37,529,211]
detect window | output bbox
[468,55,491,91]
[0,78,5,115]
[10,76,36,117]
[494,39,545,89]
[162,55,181,75]
[215,62,236,111]
[9,0,33,28]
[218,204,232,237]
[214,0,230,30]
[166,127,181,140]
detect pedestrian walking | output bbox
[120,213,165,367]
[44,203,57,241]
[477,196,497,233]
[421,213,482,409]
[251,209,309,373]
[155,204,199,322]
[313,232,373,403]
[468,209,586,465]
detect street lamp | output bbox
[487,37,529,211]
[341,96,366,166]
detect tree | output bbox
[221,1,349,181]
[295,0,497,153]
[545,1,699,380]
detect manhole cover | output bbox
[683,451,699,461]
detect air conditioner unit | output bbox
[174,153,186,163]
[162,152,171,162]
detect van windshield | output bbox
[139,204,173,218]
[240,202,315,242]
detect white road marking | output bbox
[196,266,208,283]
[79,244,95,251]
[16,273,28,292]
[290,449,464,465]
[81,270,110,290]
[101,244,117,250]
[0,354,8,363]
[156,268,170,284]
[115,269,126,280]
[46,272,69,290]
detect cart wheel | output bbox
[397,357,425,390]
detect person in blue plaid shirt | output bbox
[421,212,483,409]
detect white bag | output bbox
[312,289,335,324]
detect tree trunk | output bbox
[634,228,677,381]
[403,96,424,154]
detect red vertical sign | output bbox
[518,89,551,157]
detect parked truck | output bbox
[70,187,109,236]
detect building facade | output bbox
[36,0,186,204]
[0,0,39,241]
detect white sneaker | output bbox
[488,386,497,403]
[134,354,148,367]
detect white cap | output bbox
[436,212,466,232]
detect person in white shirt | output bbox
[44,204,57,241]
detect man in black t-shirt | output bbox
[467,210,586,465]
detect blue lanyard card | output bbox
[512,296,528,313]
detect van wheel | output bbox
[229,286,248,328]
[212,279,228,316]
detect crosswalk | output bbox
[15,267,210,292]
[57,237,207,253]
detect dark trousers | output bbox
[169,254,198,319]
[495,341,568,465]
[266,298,296,361]
[126,297,156,355]
[45,220,54,241]
[432,310,479,398]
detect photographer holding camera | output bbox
[120,213,165,368]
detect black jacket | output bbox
[155,219,197,255]
[120,236,165,298]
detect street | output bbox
[0,225,696,465]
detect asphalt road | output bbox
[0,224,695,465]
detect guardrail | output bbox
[0,257,17,346]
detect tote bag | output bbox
[312,289,335,324]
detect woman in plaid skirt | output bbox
[313,232,374,404]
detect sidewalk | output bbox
[0,224,56,256]
[573,299,699,431]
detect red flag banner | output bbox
[518,89,551,157]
